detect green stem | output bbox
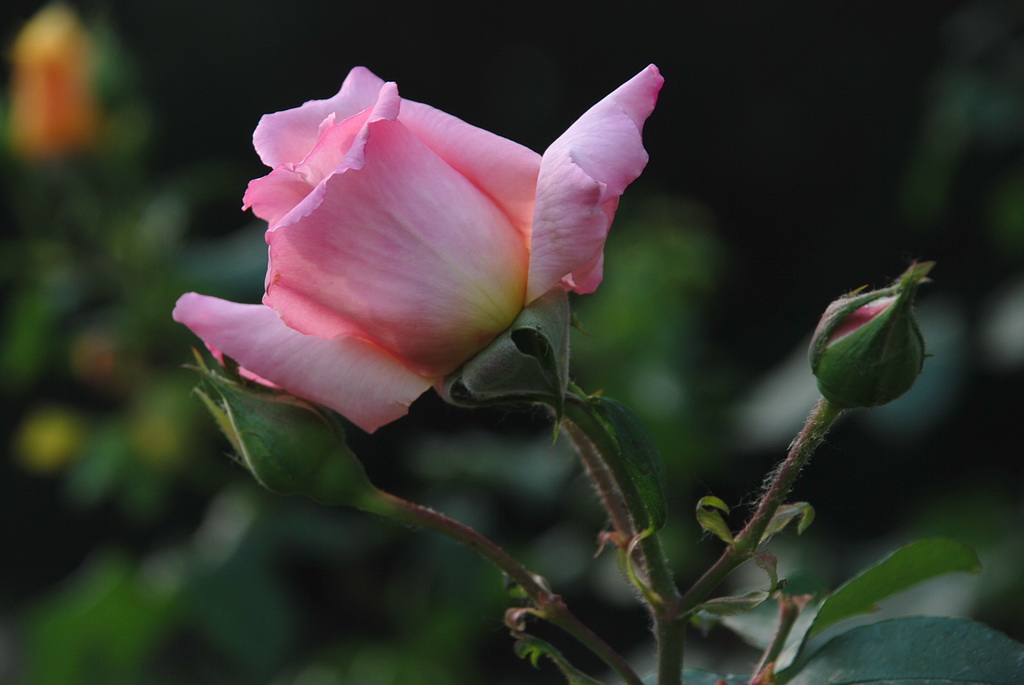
[738,397,843,552]
[654,615,685,685]
[358,489,644,685]
[563,388,683,685]
[749,594,805,685]
[678,397,843,616]
[564,420,637,545]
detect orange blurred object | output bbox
[8,3,101,159]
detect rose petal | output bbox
[253,66,386,168]
[173,293,434,433]
[244,91,381,230]
[263,110,529,377]
[400,100,541,239]
[526,64,663,301]
[243,166,321,230]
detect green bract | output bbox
[190,353,377,506]
[808,262,933,409]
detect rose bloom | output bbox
[175,65,662,432]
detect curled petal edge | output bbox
[253,66,387,168]
[527,64,662,301]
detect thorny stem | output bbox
[563,387,684,685]
[564,421,637,547]
[678,397,844,617]
[358,489,644,685]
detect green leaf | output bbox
[806,538,980,639]
[513,633,608,684]
[779,616,1024,684]
[696,496,733,543]
[697,590,771,617]
[762,502,815,543]
[594,396,669,530]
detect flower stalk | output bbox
[678,398,844,616]
[563,387,684,685]
[564,420,637,546]
[356,488,644,685]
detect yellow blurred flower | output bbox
[7,3,101,159]
[13,405,88,474]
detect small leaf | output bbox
[698,590,771,617]
[698,495,730,512]
[513,633,608,684]
[595,396,669,531]
[697,496,733,543]
[779,616,1024,684]
[762,502,815,543]
[805,538,981,639]
[515,639,544,668]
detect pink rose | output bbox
[174,65,663,432]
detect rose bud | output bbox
[191,353,377,506]
[808,261,934,409]
[175,65,662,432]
[7,3,101,159]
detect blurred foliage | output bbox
[1,1,1023,684]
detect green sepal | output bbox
[441,288,571,417]
[591,396,669,531]
[696,495,733,543]
[809,261,934,409]
[193,384,241,455]
[189,352,377,506]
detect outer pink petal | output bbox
[526,65,663,301]
[399,100,541,239]
[264,109,529,377]
[253,66,386,168]
[173,293,434,433]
